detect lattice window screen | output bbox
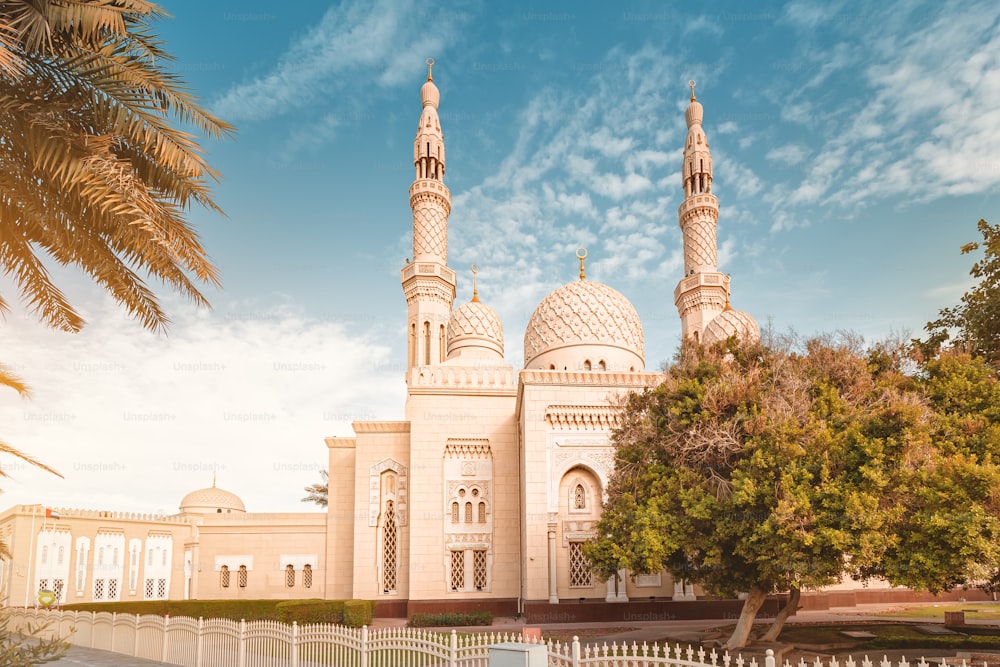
[303,564,313,589]
[450,550,465,590]
[569,542,593,588]
[285,565,295,588]
[574,484,586,509]
[382,502,398,592]
[238,566,247,588]
[220,566,230,588]
[473,550,487,590]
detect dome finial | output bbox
[426,57,434,82]
[688,79,697,102]
[576,247,588,280]
[471,263,480,302]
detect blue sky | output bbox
[2,0,998,514]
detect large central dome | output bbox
[524,280,644,371]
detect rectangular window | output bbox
[473,550,487,590]
[238,566,247,588]
[108,579,119,600]
[93,579,104,600]
[220,566,230,588]
[450,550,465,590]
[157,579,167,598]
[303,565,313,589]
[568,542,593,588]
[144,578,154,599]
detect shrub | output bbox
[275,599,345,625]
[408,611,492,627]
[343,600,375,628]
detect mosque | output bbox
[1,63,914,619]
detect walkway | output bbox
[47,644,174,666]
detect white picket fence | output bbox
[6,608,983,667]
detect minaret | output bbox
[401,59,456,372]
[674,80,730,342]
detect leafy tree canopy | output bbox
[586,335,1000,648]
[918,219,1000,371]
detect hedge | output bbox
[343,600,375,628]
[61,599,374,625]
[408,611,492,627]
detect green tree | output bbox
[919,219,1000,370]
[302,469,329,507]
[586,335,1000,649]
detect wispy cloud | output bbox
[213,0,470,123]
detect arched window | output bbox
[423,322,431,365]
[57,546,64,565]
[285,564,295,588]
[439,324,446,362]
[409,323,416,367]
[478,502,486,523]
[451,502,459,523]
[382,501,398,593]
[41,545,48,565]
[465,502,473,523]
[574,484,586,510]
[238,565,248,588]
[220,566,230,588]
[303,564,313,589]
[598,360,606,371]
[583,359,591,371]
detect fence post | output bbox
[360,625,369,667]
[162,614,170,662]
[238,618,246,667]
[291,621,299,667]
[196,618,204,667]
[765,649,775,667]
[449,629,458,667]
[572,636,581,667]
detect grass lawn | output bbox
[776,623,1000,651]
[876,603,1000,621]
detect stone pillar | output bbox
[615,568,629,602]
[547,524,558,604]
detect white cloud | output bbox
[765,144,808,165]
[0,297,404,514]
[213,0,466,122]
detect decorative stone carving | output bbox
[523,280,644,365]
[446,301,504,357]
[546,405,621,431]
[702,308,760,345]
[369,459,407,527]
[444,439,491,458]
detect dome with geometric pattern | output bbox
[702,307,759,346]
[524,280,644,371]
[446,299,504,361]
[179,484,246,515]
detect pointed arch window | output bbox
[574,484,586,510]
[238,565,248,588]
[382,501,398,593]
[583,360,591,371]
[464,502,473,523]
[303,564,313,589]
[285,564,295,588]
[220,566,230,589]
[423,322,431,365]
[478,502,486,523]
[451,502,459,523]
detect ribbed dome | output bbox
[702,308,760,346]
[524,280,644,371]
[447,300,504,360]
[179,485,246,515]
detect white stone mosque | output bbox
[3,63,927,620]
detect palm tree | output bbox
[0,364,61,479]
[0,0,234,333]
[0,1,232,487]
[302,469,329,508]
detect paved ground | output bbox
[37,602,1000,666]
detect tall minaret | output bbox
[401,58,456,371]
[674,80,730,342]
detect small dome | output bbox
[702,308,760,346]
[421,79,440,109]
[447,300,504,361]
[685,99,704,128]
[524,280,644,371]
[179,485,246,515]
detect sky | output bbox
[2,0,999,515]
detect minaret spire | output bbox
[674,80,729,342]
[401,59,456,374]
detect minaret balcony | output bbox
[401,261,456,285]
[673,272,730,302]
[409,178,451,199]
[677,193,719,220]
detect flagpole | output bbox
[24,506,37,608]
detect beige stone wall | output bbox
[0,505,191,607]
[190,512,326,600]
[325,436,357,599]
[404,373,517,601]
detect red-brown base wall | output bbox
[375,588,994,622]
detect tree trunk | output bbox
[758,587,800,642]
[724,586,768,649]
